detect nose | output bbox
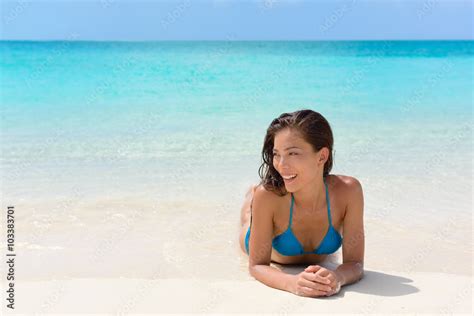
[276,155,289,170]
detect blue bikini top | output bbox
[271,179,343,256]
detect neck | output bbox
[292,176,327,213]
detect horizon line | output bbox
[1,39,473,43]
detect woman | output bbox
[239,109,364,298]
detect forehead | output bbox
[273,128,310,149]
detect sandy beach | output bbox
[5,266,472,314]
[2,178,472,314]
[1,39,472,314]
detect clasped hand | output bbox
[291,265,342,298]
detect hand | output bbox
[304,265,343,297]
[290,268,334,298]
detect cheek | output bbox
[297,159,315,176]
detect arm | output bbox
[247,187,295,293]
[334,177,365,286]
[249,265,295,292]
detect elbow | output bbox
[248,265,255,276]
[248,264,258,278]
[358,262,365,281]
[248,263,268,278]
[347,261,364,282]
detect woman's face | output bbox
[272,128,324,192]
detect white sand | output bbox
[5,269,472,314]
[1,178,472,314]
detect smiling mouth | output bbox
[282,174,297,181]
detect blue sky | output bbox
[1,0,472,40]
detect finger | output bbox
[320,271,339,288]
[315,268,331,278]
[325,274,338,290]
[298,278,328,292]
[323,274,335,286]
[302,272,331,285]
[326,280,342,296]
[324,290,335,297]
[325,284,340,297]
[304,265,321,272]
[299,286,327,298]
[325,273,336,282]
[298,277,332,292]
[295,287,312,297]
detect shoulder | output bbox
[251,184,288,215]
[327,174,363,194]
[327,174,364,215]
[253,184,287,205]
[251,184,285,227]
[341,175,363,193]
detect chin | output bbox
[284,185,298,193]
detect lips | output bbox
[281,174,297,183]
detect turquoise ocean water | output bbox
[1,41,472,196]
[0,41,472,279]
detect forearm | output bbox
[334,261,364,286]
[249,265,295,293]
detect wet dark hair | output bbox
[258,109,334,196]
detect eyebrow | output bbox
[273,146,301,152]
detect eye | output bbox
[289,152,298,156]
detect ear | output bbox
[318,147,329,164]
